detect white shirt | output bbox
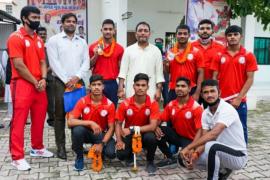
[202,99,247,152]
[118,42,164,99]
[47,31,90,84]
[187,0,218,32]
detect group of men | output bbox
[6,5,257,180]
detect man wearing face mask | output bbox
[7,6,53,171]
[47,13,89,159]
[89,19,124,107]
[192,19,224,80]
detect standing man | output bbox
[155,77,203,168]
[192,19,224,80]
[115,73,160,174]
[7,6,53,171]
[211,25,258,143]
[165,24,204,102]
[37,27,54,127]
[67,75,116,171]
[181,80,248,180]
[89,19,124,107]
[118,22,164,101]
[47,13,90,159]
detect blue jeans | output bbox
[103,80,118,108]
[236,102,248,144]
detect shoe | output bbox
[11,158,31,171]
[74,157,84,171]
[218,168,233,180]
[57,146,67,160]
[47,119,54,127]
[30,148,54,158]
[156,156,177,168]
[146,161,157,174]
[177,154,186,168]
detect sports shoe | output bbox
[74,157,84,171]
[11,158,31,171]
[156,156,177,168]
[218,168,233,180]
[146,161,157,174]
[30,148,54,158]
[177,154,186,168]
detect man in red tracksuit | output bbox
[7,6,53,171]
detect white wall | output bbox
[87,0,102,44]
[127,0,186,44]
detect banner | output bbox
[28,0,87,40]
[186,0,230,42]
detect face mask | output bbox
[206,98,220,107]
[26,18,40,30]
[155,43,163,52]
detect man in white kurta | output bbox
[118,22,164,100]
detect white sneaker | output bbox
[30,148,54,158]
[11,158,31,171]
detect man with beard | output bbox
[7,6,53,171]
[47,13,89,159]
[165,24,204,102]
[118,22,164,101]
[192,19,224,80]
[211,25,258,143]
[67,75,116,171]
[155,77,203,168]
[115,73,160,174]
[180,79,247,180]
[89,19,124,107]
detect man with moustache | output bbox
[181,79,247,180]
[47,13,89,159]
[192,19,224,80]
[165,24,204,102]
[155,77,203,168]
[118,22,164,101]
[7,6,53,171]
[211,25,258,143]
[89,19,124,107]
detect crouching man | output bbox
[67,75,116,171]
[115,73,160,174]
[155,77,203,168]
[181,79,247,180]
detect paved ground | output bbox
[0,99,270,180]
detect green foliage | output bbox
[226,0,270,30]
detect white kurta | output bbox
[118,43,164,99]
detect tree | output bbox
[226,0,270,30]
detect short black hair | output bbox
[201,79,219,90]
[78,25,84,29]
[155,38,163,43]
[135,21,151,32]
[102,19,115,28]
[89,75,104,84]
[61,13,77,24]
[176,77,191,86]
[20,6,40,25]
[133,73,149,83]
[225,25,242,36]
[36,26,47,33]
[176,24,190,34]
[198,19,215,29]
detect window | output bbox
[5,4,12,14]
[254,37,270,65]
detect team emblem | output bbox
[127,108,133,116]
[83,107,90,114]
[145,108,150,116]
[100,110,108,117]
[187,53,193,60]
[239,57,245,64]
[221,57,226,64]
[185,111,192,119]
[172,108,175,116]
[25,40,30,47]
[167,51,175,61]
[37,41,42,48]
